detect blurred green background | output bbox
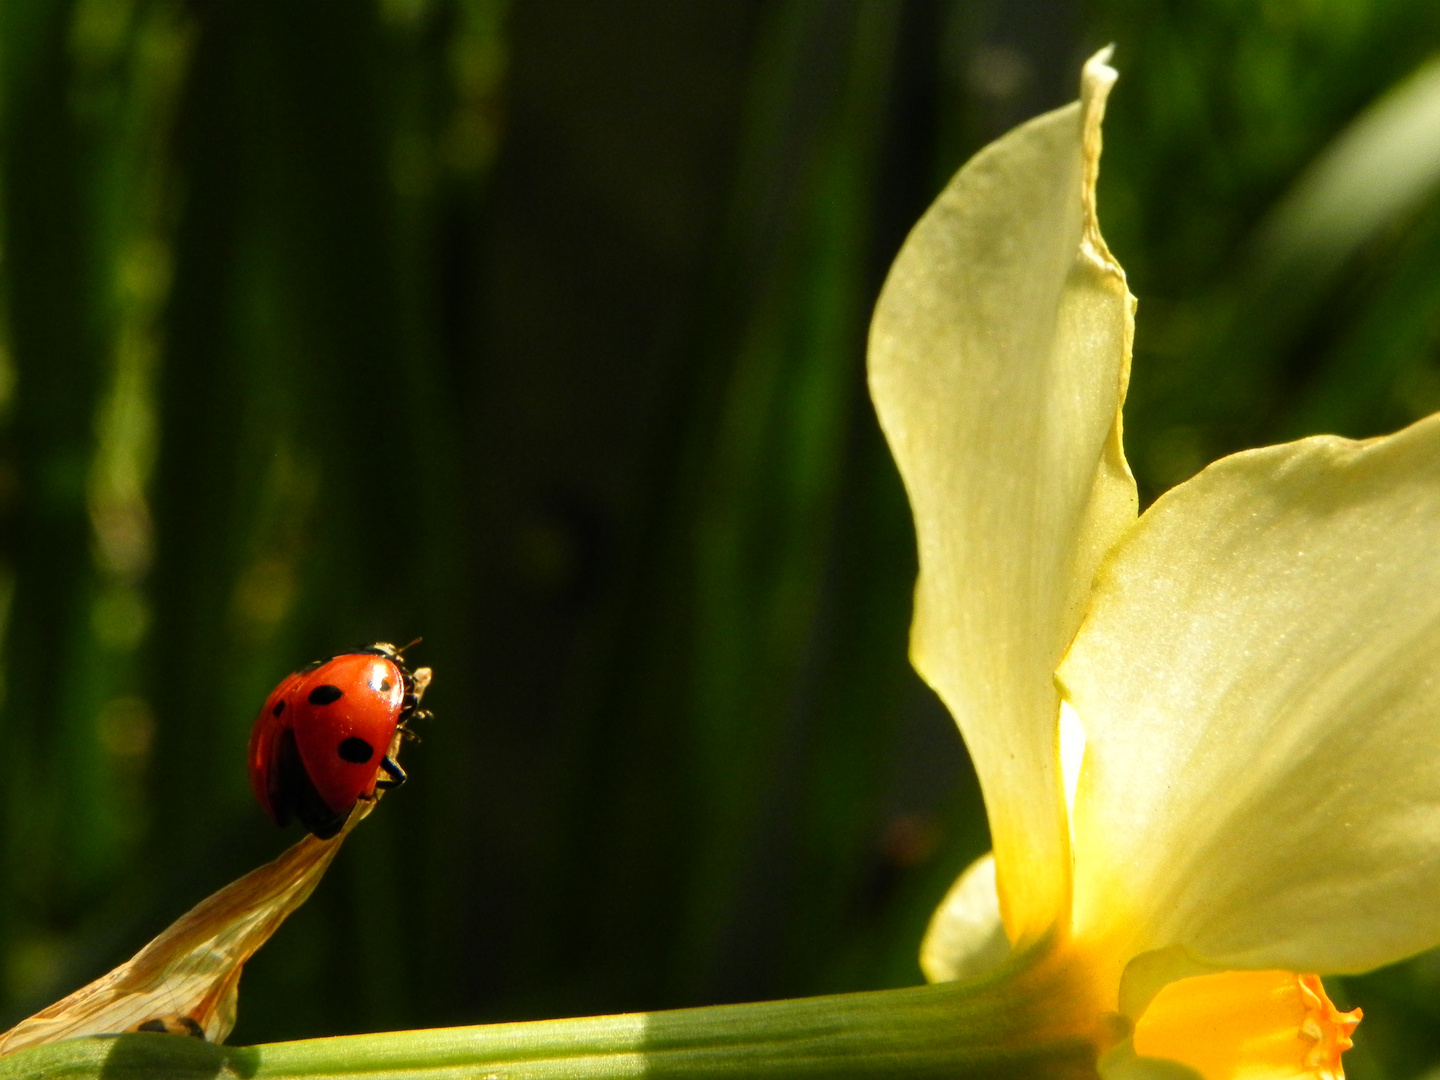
[1,0,1439,1075]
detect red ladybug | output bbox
[248,642,429,839]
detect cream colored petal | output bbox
[1062,412,1440,974]
[870,50,1136,942]
[920,852,1011,982]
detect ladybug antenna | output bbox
[397,637,423,656]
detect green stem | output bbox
[0,961,1102,1080]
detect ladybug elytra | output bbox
[247,642,429,839]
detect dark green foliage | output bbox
[1092,1,1440,497]
[0,2,1438,1076]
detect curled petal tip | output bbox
[1080,49,1121,269]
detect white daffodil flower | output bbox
[871,47,1440,1080]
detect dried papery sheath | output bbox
[0,664,430,1057]
[0,809,362,1055]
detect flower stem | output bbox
[0,957,1103,1080]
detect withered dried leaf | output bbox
[0,807,365,1056]
[0,661,430,1057]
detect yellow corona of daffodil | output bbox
[871,47,1440,1080]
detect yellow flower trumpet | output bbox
[872,46,1438,1080]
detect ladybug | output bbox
[248,642,430,839]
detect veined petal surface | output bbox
[869,51,1136,941]
[1062,413,1440,974]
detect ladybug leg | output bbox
[375,754,407,791]
[395,709,429,745]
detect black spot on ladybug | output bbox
[308,685,343,706]
[337,736,374,763]
[272,700,285,717]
